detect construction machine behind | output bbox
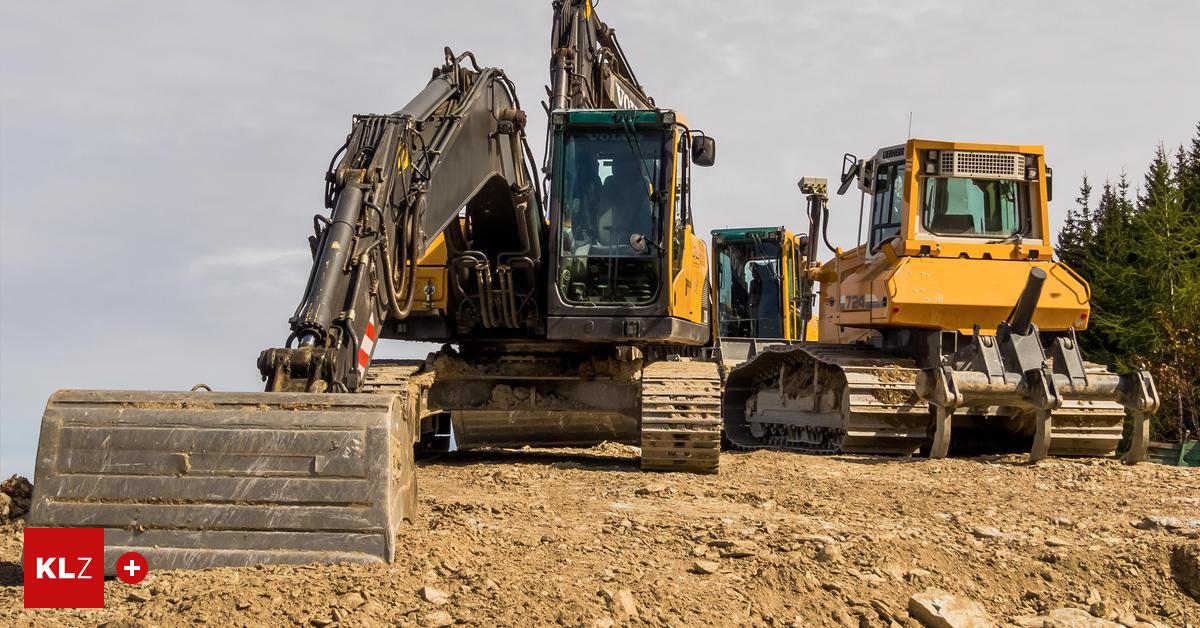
[710,226,817,368]
[723,140,1159,461]
[29,0,720,573]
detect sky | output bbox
[2,1,1197,477]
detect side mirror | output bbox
[691,135,716,167]
[1045,165,1053,202]
[837,153,860,196]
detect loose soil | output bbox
[2,448,1198,627]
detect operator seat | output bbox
[930,213,976,234]
[596,157,653,252]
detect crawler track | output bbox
[723,344,927,455]
[724,344,1127,458]
[639,360,722,474]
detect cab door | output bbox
[669,131,706,324]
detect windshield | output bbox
[558,128,665,306]
[716,238,782,338]
[922,177,1025,238]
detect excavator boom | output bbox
[261,48,542,394]
[28,49,543,571]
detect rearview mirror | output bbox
[691,135,716,167]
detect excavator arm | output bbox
[27,49,544,573]
[549,0,653,111]
[259,48,542,393]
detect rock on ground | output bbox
[908,587,994,628]
[0,475,31,522]
[1173,544,1200,600]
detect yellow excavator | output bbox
[710,226,817,368]
[28,0,720,572]
[722,140,1159,460]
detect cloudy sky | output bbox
[2,1,1197,476]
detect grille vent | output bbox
[938,151,1024,179]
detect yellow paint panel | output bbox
[415,231,451,310]
[884,257,1090,334]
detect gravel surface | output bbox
[2,445,1198,627]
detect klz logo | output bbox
[24,528,104,608]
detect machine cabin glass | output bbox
[922,177,1025,238]
[716,236,783,338]
[869,163,904,251]
[558,127,667,306]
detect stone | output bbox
[127,591,151,603]
[1045,537,1073,547]
[98,619,152,628]
[691,544,708,557]
[719,540,758,558]
[970,526,1004,540]
[593,619,615,628]
[793,534,839,562]
[338,591,368,609]
[691,560,720,575]
[815,544,841,563]
[1171,543,1200,600]
[1135,516,1182,531]
[423,610,454,627]
[635,483,668,496]
[419,586,450,605]
[0,475,32,519]
[906,568,933,581]
[907,587,994,628]
[611,588,638,618]
[1043,607,1122,627]
[235,600,252,610]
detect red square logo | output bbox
[23,528,105,608]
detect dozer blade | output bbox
[28,389,415,574]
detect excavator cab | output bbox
[710,227,818,366]
[547,109,715,346]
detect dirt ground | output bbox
[2,446,1198,627]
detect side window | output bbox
[869,164,903,251]
[671,134,687,276]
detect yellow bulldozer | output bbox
[722,139,1160,460]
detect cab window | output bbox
[869,163,903,251]
[922,177,1025,238]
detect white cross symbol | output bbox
[123,559,141,578]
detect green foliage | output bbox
[1057,124,1200,443]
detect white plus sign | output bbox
[123,559,141,578]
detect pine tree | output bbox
[1077,128,1200,442]
[1141,145,1173,209]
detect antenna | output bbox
[907,112,913,139]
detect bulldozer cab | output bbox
[820,139,1081,342]
[546,109,715,346]
[855,140,1050,257]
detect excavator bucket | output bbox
[27,389,415,574]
